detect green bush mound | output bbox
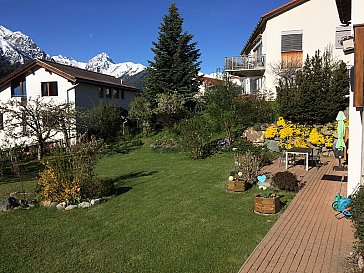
[350,186,364,255]
[80,178,115,199]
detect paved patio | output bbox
[239,156,355,273]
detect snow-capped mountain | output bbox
[52,55,87,69]
[0,25,51,65]
[0,25,147,88]
[83,53,147,87]
[85,53,146,78]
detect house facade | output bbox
[334,0,364,195]
[0,59,139,147]
[226,0,352,96]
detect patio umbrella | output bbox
[335,111,346,151]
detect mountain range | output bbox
[0,26,147,88]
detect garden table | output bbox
[285,147,313,171]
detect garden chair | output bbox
[310,147,322,168]
[278,147,286,166]
[279,147,297,167]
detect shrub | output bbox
[235,150,261,183]
[176,115,213,159]
[149,130,179,153]
[36,139,106,202]
[150,138,179,153]
[36,158,81,203]
[276,49,349,124]
[86,103,125,142]
[80,178,115,199]
[350,186,364,256]
[272,171,299,192]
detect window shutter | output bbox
[281,34,303,52]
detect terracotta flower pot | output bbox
[254,195,280,214]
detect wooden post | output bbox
[353,24,364,108]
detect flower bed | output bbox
[264,117,338,150]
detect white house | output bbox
[334,0,364,195]
[0,59,139,146]
[225,0,352,96]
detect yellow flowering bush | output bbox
[37,161,81,203]
[294,137,308,148]
[308,128,325,147]
[264,117,341,149]
[276,117,286,127]
[324,136,334,148]
[264,126,278,139]
[279,126,294,139]
[279,140,292,150]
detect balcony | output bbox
[225,55,266,77]
[11,95,28,106]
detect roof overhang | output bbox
[335,0,351,25]
[0,59,140,92]
[241,0,310,55]
[0,59,76,90]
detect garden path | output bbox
[239,156,355,273]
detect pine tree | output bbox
[0,59,17,79]
[276,49,349,124]
[143,3,201,105]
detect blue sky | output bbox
[0,0,289,73]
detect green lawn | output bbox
[0,146,289,273]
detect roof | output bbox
[335,0,351,25]
[201,76,224,85]
[241,0,310,55]
[0,59,139,91]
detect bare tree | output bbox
[0,98,76,160]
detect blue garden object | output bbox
[257,175,266,183]
[332,175,352,218]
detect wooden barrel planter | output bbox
[227,180,246,192]
[254,195,280,214]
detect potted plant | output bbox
[227,150,261,192]
[226,171,246,192]
[254,175,280,214]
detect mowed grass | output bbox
[0,146,285,273]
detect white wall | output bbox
[255,0,352,95]
[347,0,364,195]
[75,83,136,111]
[0,67,75,148]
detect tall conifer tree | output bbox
[144,3,201,105]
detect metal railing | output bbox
[225,55,266,71]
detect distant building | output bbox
[198,74,244,96]
[225,0,351,97]
[0,59,139,146]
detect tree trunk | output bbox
[37,143,43,161]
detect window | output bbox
[335,26,352,49]
[113,89,119,99]
[250,77,262,93]
[11,76,27,97]
[0,113,3,130]
[41,82,58,96]
[120,90,124,99]
[105,88,111,98]
[99,87,104,98]
[281,31,303,68]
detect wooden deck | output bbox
[239,156,355,273]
